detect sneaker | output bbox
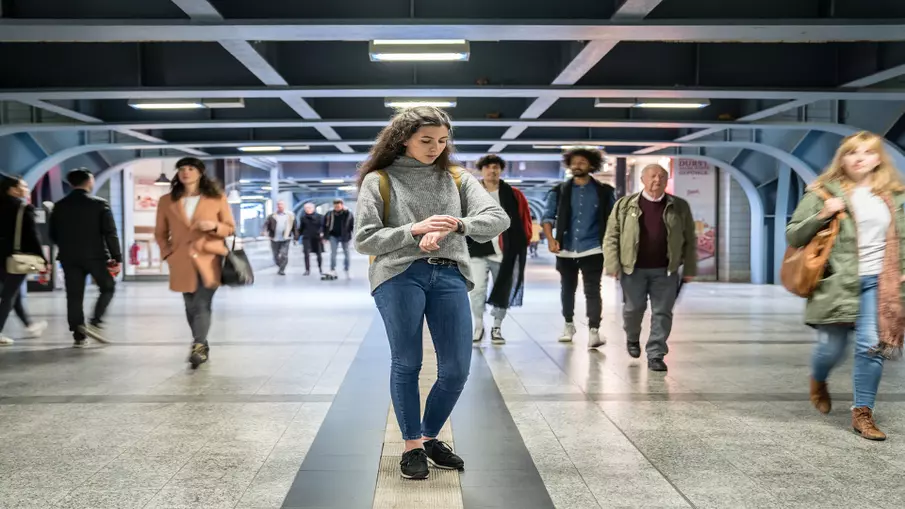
[627,341,642,359]
[491,327,506,345]
[73,338,86,348]
[400,448,429,480]
[588,328,605,349]
[0,335,14,346]
[558,323,576,343]
[648,358,668,372]
[304,270,310,276]
[473,328,484,343]
[79,324,109,344]
[423,439,465,471]
[23,321,48,339]
[188,343,209,369]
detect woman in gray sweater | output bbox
[355,107,510,480]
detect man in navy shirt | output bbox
[542,148,616,348]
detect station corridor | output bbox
[1,252,904,509]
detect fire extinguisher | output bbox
[130,242,141,266]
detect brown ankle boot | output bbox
[852,407,887,441]
[809,378,831,414]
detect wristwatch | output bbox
[456,220,465,234]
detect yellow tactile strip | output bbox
[372,330,465,509]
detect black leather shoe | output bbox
[424,439,464,471]
[400,449,429,480]
[648,358,668,372]
[627,342,641,359]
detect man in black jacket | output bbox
[50,169,122,346]
[542,148,616,349]
[297,202,324,276]
[323,199,354,277]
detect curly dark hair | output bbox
[171,157,223,200]
[562,148,604,173]
[476,154,506,171]
[357,106,457,188]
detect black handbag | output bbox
[221,237,254,287]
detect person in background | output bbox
[50,169,121,346]
[264,200,296,276]
[542,148,616,348]
[467,154,532,344]
[354,106,509,480]
[604,164,696,372]
[787,131,905,441]
[298,202,325,276]
[155,157,236,369]
[529,221,541,258]
[324,198,354,277]
[0,175,47,345]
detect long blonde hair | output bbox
[813,131,905,194]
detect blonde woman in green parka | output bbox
[786,131,905,441]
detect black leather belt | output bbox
[425,257,457,267]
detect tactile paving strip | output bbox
[372,330,464,509]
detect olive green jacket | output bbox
[603,193,698,277]
[785,181,905,325]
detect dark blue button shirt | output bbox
[542,182,601,253]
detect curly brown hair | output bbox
[356,106,457,187]
[171,157,224,200]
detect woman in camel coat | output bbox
[155,157,235,368]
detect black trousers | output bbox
[182,276,216,346]
[555,253,604,329]
[0,271,27,333]
[301,236,323,272]
[62,260,116,332]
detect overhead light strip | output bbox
[370,40,470,62]
[238,146,284,152]
[128,98,245,110]
[384,97,457,109]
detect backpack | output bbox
[368,168,465,264]
[780,187,845,298]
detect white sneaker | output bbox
[0,335,14,346]
[588,328,606,349]
[473,328,485,343]
[558,323,577,343]
[23,321,48,339]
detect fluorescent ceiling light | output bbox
[506,179,523,184]
[370,40,470,62]
[320,179,345,184]
[337,185,357,192]
[372,39,466,45]
[532,144,605,151]
[385,98,457,109]
[238,146,284,152]
[201,98,245,109]
[240,195,267,201]
[634,99,711,109]
[128,99,204,110]
[283,145,310,151]
[261,186,272,191]
[594,98,636,108]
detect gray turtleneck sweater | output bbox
[355,157,510,293]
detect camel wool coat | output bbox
[155,193,236,293]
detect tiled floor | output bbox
[1,249,904,508]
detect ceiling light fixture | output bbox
[337,185,357,192]
[153,172,170,186]
[506,179,523,184]
[128,99,204,110]
[634,99,711,109]
[594,98,637,108]
[283,145,310,151]
[320,179,345,184]
[370,40,470,62]
[226,189,242,204]
[201,98,245,109]
[532,144,605,151]
[240,195,268,201]
[238,146,284,152]
[384,98,457,109]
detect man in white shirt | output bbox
[264,200,297,276]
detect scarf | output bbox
[485,181,528,309]
[872,194,904,359]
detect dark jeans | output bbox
[301,236,323,272]
[182,276,217,346]
[62,260,115,332]
[271,240,290,273]
[373,260,472,441]
[621,268,680,360]
[15,279,30,326]
[0,271,27,333]
[556,253,604,329]
[329,236,350,272]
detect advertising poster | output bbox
[673,159,717,278]
[134,178,167,211]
